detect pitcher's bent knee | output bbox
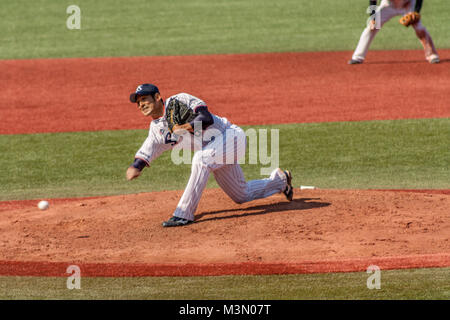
[231,195,248,204]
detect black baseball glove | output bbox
[165,99,198,133]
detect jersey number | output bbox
[164,132,178,146]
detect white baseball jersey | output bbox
[134,93,288,221]
[135,93,231,163]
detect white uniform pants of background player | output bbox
[352,0,439,62]
[173,125,287,222]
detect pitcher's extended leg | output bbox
[213,166,287,204]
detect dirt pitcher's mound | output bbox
[0,189,448,273]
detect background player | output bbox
[126,84,294,227]
[349,0,440,64]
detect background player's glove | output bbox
[399,12,420,27]
[165,99,198,133]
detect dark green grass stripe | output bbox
[0,118,449,201]
[0,268,449,299]
[0,0,448,59]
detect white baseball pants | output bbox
[173,125,287,221]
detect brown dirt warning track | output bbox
[1,50,449,134]
[0,50,449,276]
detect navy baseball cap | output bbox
[129,83,159,103]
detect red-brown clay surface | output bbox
[1,50,449,276]
[1,50,449,134]
[0,189,448,276]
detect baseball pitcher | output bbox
[126,84,294,227]
[349,0,440,64]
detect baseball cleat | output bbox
[348,59,363,65]
[162,216,192,227]
[283,170,294,201]
[429,57,440,64]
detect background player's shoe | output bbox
[430,57,440,64]
[283,170,293,201]
[348,59,363,65]
[162,216,192,227]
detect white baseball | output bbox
[38,200,49,210]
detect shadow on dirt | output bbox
[194,198,331,224]
[365,58,449,65]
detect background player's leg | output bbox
[213,165,287,204]
[351,2,396,62]
[412,21,439,62]
[351,26,381,62]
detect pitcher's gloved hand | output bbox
[165,99,198,133]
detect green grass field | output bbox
[1,0,448,301]
[1,268,449,300]
[1,119,449,201]
[1,0,449,59]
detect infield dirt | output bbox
[0,50,449,276]
[1,50,449,134]
[0,189,448,276]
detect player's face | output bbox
[137,94,162,117]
